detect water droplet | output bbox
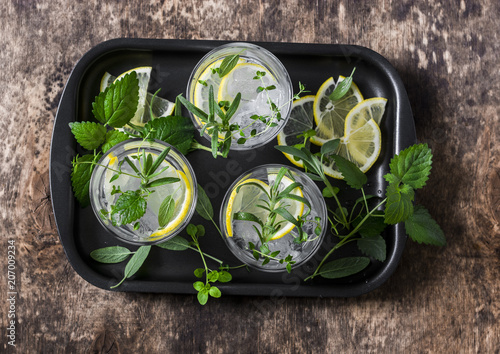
[377,190,382,195]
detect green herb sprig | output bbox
[232,166,321,272]
[276,141,445,281]
[178,54,307,158]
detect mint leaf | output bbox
[92,71,139,128]
[155,235,190,251]
[110,190,147,226]
[69,122,107,150]
[90,246,133,263]
[142,116,195,155]
[111,245,151,289]
[353,212,386,237]
[317,257,370,279]
[102,130,129,153]
[386,143,433,189]
[158,195,175,228]
[71,153,101,207]
[195,184,213,220]
[331,155,367,189]
[357,235,386,262]
[384,183,414,224]
[405,205,446,246]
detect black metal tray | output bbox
[50,38,416,297]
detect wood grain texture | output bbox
[1,0,499,352]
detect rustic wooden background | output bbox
[1,0,499,352]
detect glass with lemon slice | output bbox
[220,164,327,272]
[89,139,197,245]
[186,42,293,150]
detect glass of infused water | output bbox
[90,139,197,245]
[220,164,327,272]
[186,42,293,150]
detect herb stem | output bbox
[73,161,140,179]
[193,240,210,285]
[190,141,224,156]
[323,176,348,227]
[186,245,223,264]
[305,197,387,281]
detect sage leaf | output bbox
[318,257,370,279]
[218,54,240,78]
[90,246,133,264]
[320,139,340,156]
[156,235,190,251]
[195,184,214,220]
[158,195,175,228]
[329,68,356,101]
[111,245,151,288]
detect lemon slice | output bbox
[322,98,385,178]
[344,97,387,130]
[225,178,270,238]
[217,63,276,103]
[192,58,246,125]
[311,76,363,146]
[226,174,304,240]
[276,95,315,168]
[150,170,192,239]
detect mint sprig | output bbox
[71,153,101,207]
[405,205,446,246]
[102,130,129,153]
[278,138,444,281]
[69,122,107,150]
[110,190,147,226]
[385,143,433,189]
[141,115,195,155]
[92,71,139,128]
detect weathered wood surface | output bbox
[1,0,499,352]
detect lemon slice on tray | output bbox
[226,174,304,240]
[322,98,386,178]
[311,76,363,146]
[276,95,315,168]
